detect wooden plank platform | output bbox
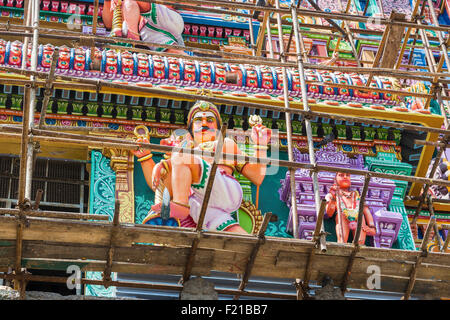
[0,215,448,298]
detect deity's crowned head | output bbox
[187,101,222,144]
[335,172,351,190]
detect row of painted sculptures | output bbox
[2,40,402,101]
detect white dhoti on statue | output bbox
[189,158,243,231]
[123,3,185,51]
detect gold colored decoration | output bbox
[239,200,263,235]
[102,147,135,223]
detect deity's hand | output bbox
[151,160,169,191]
[132,137,152,159]
[326,184,338,201]
[363,225,377,236]
[251,125,272,146]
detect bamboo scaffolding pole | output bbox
[0,208,110,221]
[409,8,450,226]
[255,0,271,56]
[90,0,100,64]
[332,0,360,68]
[13,83,31,299]
[340,174,371,294]
[303,0,348,37]
[275,0,300,241]
[20,0,31,71]
[394,0,422,69]
[103,200,120,285]
[284,0,302,56]
[233,212,272,300]
[298,199,326,299]
[422,0,450,116]
[182,124,227,283]
[291,3,331,247]
[403,196,436,300]
[32,189,43,210]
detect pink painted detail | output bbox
[168,58,181,80]
[0,115,8,120]
[87,5,94,15]
[78,4,86,15]
[184,24,191,35]
[215,64,226,84]
[73,47,86,71]
[41,44,55,68]
[15,0,24,7]
[189,37,198,43]
[232,29,241,37]
[68,3,77,14]
[26,44,32,67]
[105,50,118,74]
[208,27,215,37]
[60,1,68,13]
[199,62,211,83]
[358,146,368,153]
[50,16,59,22]
[2,12,10,17]
[60,120,72,126]
[0,39,7,65]
[8,41,22,66]
[191,25,199,36]
[199,26,207,37]
[93,122,104,128]
[97,5,103,17]
[216,27,223,38]
[336,74,350,96]
[57,46,71,70]
[136,53,149,77]
[260,67,273,90]
[183,61,196,82]
[243,30,250,41]
[224,28,232,37]
[42,0,51,10]
[351,75,371,99]
[245,66,258,88]
[152,56,165,79]
[156,127,170,135]
[5,0,14,7]
[211,39,220,45]
[291,73,301,91]
[276,69,284,90]
[121,51,134,76]
[320,72,335,95]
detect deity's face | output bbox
[335,172,351,189]
[191,110,218,144]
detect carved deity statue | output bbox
[102,0,186,54]
[133,101,271,233]
[325,172,376,244]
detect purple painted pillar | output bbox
[279,143,401,247]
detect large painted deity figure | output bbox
[102,0,185,54]
[133,101,271,233]
[325,172,377,244]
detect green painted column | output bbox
[85,149,117,297]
